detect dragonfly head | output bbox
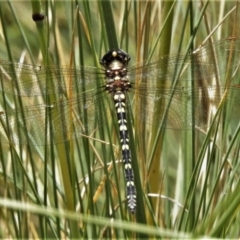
[100,49,131,70]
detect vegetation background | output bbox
[0,0,240,239]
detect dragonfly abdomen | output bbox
[113,91,136,214]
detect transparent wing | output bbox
[1,38,239,97]
[0,37,240,144]
[0,62,104,96]
[0,84,238,145]
[130,85,240,130]
[128,37,240,85]
[0,90,110,145]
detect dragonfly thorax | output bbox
[105,73,131,93]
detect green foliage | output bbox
[0,0,240,238]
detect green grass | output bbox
[0,0,240,239]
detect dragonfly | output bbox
[0,37,240,213]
